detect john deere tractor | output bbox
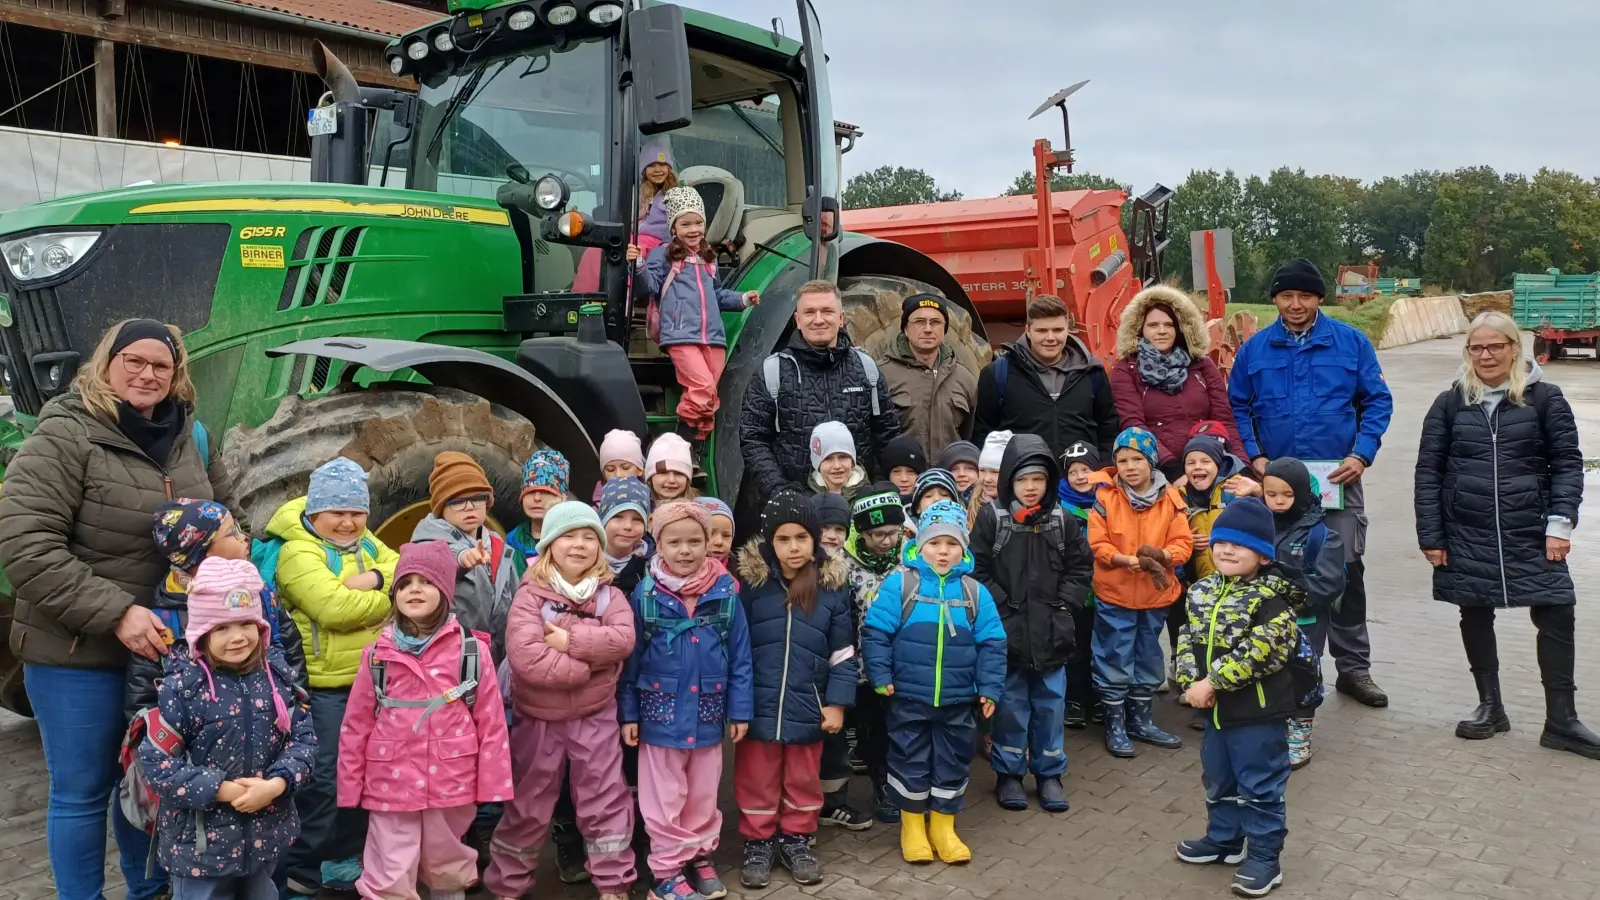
[0,0,989,545]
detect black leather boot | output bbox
[1455,672,1511,740]
[1540,689,1600,760]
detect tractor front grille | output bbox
[276,226,367,310]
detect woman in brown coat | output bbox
[0,319,229,900]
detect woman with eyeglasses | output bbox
[1415,311,1597,759]
[0,318,232,900]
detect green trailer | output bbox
[1512,269,1600,363]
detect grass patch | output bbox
[1224,296,1396,344]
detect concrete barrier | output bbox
[1377,295,1470,350]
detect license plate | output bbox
[306,106,339,137]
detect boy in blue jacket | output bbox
[863,500,1006,867]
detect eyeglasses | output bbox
[1466,341,1514,357]
[906,316,945,331]
[117,353,174,379]
[205,521,248,548]
[445,493,492,511]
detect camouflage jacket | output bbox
[1174,567,1303,728]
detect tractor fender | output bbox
[267,337,599,491]
[838,234,989,341]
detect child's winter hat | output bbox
[599,476,653,526]
[1182,435,1227,473]
[881,434,927,475]
[912,468,961,508]
[806,492,851,531]
[639,138,675,173]
[762,491,819,544]
[536,501,607,555]
[662,186,707,231]
[979,430,1013,470]
[521,449,571,499]
[306,457,370,515]
[697,496,734,524]
[1211,497,1276,561]
[1187,419,1233,452]
[429,451,493,517]
[852,482,907,534]
[392,540,459,607]
[1113,427,1159,468]
[809,421,856,471]
[645,433,694,480]
[1060,440,1103,473]
[938,440,980,471]
[186,557,270,649]
[916,499,970,551]
[599,429,646,472]
[152,498,231,574]
[652,499,710,543]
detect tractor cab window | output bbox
[670,99,786,209]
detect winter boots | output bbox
[995,775,1028,811]
[899,813,934,864]
[1540,688,1600,760]
[1127,698,1183,749]
[1287,717,1314,769]
[927,811,971,864]
[1456,673,1511,740]
[1103,701,1135,758]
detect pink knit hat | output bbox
[186,557,269,650]
[599,429,646,471]
[651,499,710,543]
[392,541,459,608]
[645,433,694,479]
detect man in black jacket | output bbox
[971,433,1093,813]
[740,279,901,501]
[972,294,1119,460]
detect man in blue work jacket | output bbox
[1227,258,1395,710]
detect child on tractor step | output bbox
[632,186,759,444]
[507,449,570,579]
[410,452,518,659]
[1174,497,1306,898]
[971,434,1094,814]
[1088,428,1193,759]
[863,500,1006,866]
[264,456,399,896]
[1057,441,1112,729]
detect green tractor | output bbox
[0,0,989,548]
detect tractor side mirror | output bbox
[628,5,693,135]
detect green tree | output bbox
[841,165,962,209]
[1003,170,1128,196]
[1245,167,1345,287]
[1423,166,1522,291]
[1165,168,1251,295]
[1362,171,1438,276]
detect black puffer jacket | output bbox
[972,336,1120,461]
[1414,370,1582,608]
[970,433,1093,671]
[739,330,901,497]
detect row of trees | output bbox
[842,164,1600,295]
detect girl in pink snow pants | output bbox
[620,501,754,900]
[337,541,513,900]
[486,502,640,900]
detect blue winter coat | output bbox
[1228,314,1394,465]
[734,541,859,744]
[137,645,317,878]
[862,548,1007,708]
[641,246,747,348]
[619,567,754,749]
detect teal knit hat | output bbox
[535,501,605,555]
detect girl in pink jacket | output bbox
[485,501,639,900]
[337,541,513,900]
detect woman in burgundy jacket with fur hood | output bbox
[1107,285,1241,480]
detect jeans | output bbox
[25,664,168,900]
[1459,605,1577,691]
[1091,605,1167,704]
[990,666,1067,777]
[281,687,367,889]
[170,871,277,900]
[1200,719,1290,864]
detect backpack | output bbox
[992,353,1107,407]
[897,566,980,628]
[252,534,380,595]
[191,420,210,467]
[369,632,482,721]
[1286,626,1325,713]
[762,348,882,425]
[645,260,685,345]
[987,499,1070,558]
[118,706,183,836]
[1440,380,1549,432]
[637,573,734,645]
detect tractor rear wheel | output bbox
[222,385,544,548]
[839,275,994,374]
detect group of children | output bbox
[129,412,1343,900]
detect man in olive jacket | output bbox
[878,294,979,456]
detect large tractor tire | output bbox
[223,385,542,548]
[839,275,994,374]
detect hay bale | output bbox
[1461,291,1512,319]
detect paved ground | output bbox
[3,335,1599,900]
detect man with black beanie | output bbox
[1227,257,1394,709]
[878,293,978,458]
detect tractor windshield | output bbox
[409,38,609,213]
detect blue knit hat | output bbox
[535,501,605,555]
[1113,427,1159,468]
[598,477,652,526]
[917,499,969,551]
[912,468,960,510]
[1211,497,1276,561]
[306,457,370,515]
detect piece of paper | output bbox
[1301,460,1345,511]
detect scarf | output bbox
[550,570,600,603]
[850,538,900,576]
[1121,470,1170,511]
[390,619,446,657]
[648,555,726,606]
[116,398,185,465]
[604,539,648,575]
[1184,481,1215,512]
[1135,338,1192,395]
[1058,480,1099,510]
[1009,499,1044,525]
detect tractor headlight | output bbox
[388,55,406,75]
[406,40,430,61]
[0,232,101,282]
[507,7,537,30]
[587,2,623,25]
[432,30,455,52]
[545,3,578,25]
[534,175,570,212]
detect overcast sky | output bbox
[681,0,1600,198]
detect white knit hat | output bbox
[662,186,706,232]
[809,421,857,472]
[980,430,1013,471]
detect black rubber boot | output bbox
[1455,672,1511,740]
[1540,689,1600,760]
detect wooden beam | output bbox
[93,38,116,137]
[101,0,127,18]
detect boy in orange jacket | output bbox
[1088,427,1193,758]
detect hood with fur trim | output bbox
[734,539,849,592]
[1115,284,1210,360]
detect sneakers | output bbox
[1064,700,1088,729]
[1335,673,1389,708]
[995,774,1028,811]
[1287,717,1314,770]
[1175,838,1247,866]
[740,839,775,889]
[650,873,706,900]
[551,821,592,884]
[873,782,900,823]
[1103,702,1135,758]
[684,856,727,899]
[776,834,822,885]
[1232,859,1285,896]
[1036,775,1069,813]
[819,803,874,831]
[320,856,363,891]
[1126,698,1184,749]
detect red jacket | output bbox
[1108,356,1240,465]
